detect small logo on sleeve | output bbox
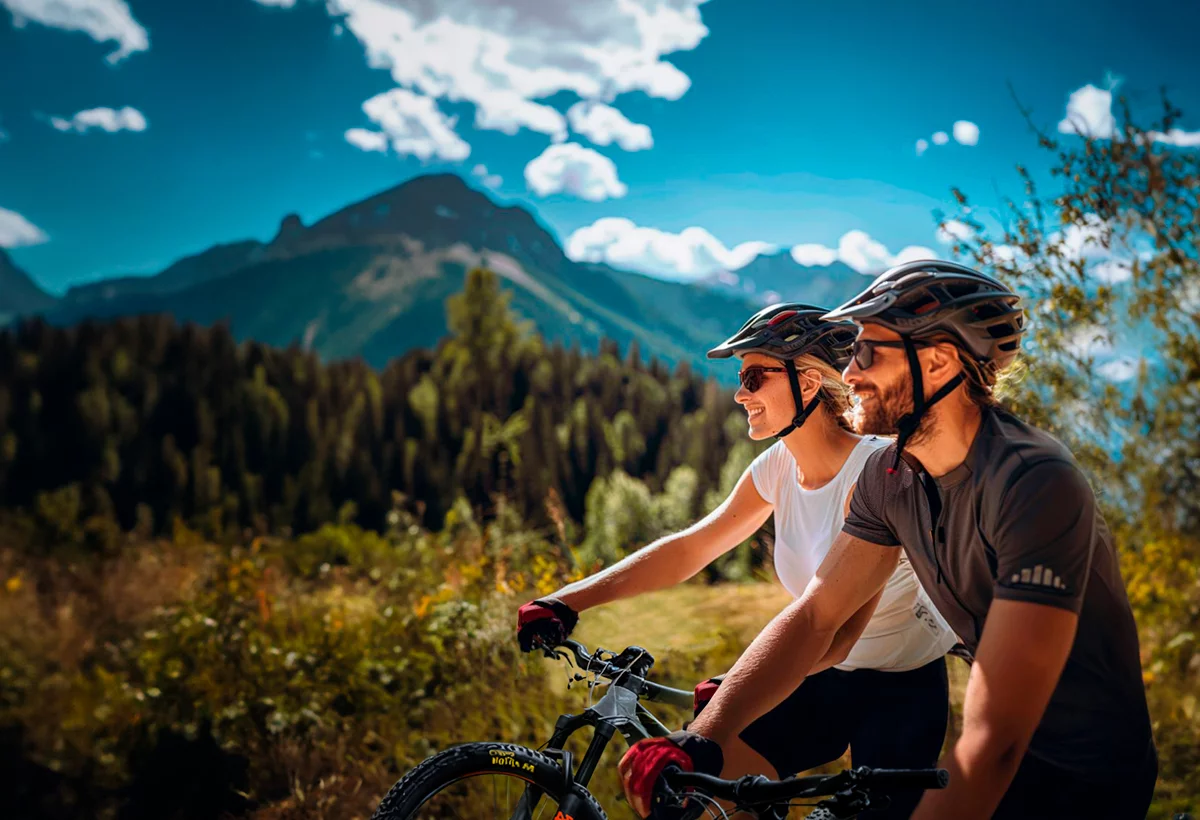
[1008,564,1070,594]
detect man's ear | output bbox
[925,342,962,383]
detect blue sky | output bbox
[1,0,1198,295]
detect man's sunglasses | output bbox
[737,366,788,392]
[850,339,934,370]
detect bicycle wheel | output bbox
[371,742,607,820]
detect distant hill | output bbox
[12,175,866,377]
[702,250,869,310]
[0,249,58,319]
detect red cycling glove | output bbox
[692,674,725,718]
[516,598,578,652]
[618,731,723,818]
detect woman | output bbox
[516,303,956,819]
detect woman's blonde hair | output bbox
[791,352,854,431]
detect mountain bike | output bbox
[369,638,948,819]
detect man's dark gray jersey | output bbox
[842,407,1153,777]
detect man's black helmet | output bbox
[822,259,1025,368]
[707,302,857,368]
[708,303,856,440]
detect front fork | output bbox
[515,695,665,820]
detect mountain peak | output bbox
[702,249,865,309]
[274,213,305,244]
[265,173,569,275]
[0,248,58,314]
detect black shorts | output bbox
[992,739,1158,819]
[719,657,950,819]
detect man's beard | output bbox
[853,368,935,447]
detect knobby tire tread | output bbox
[371,741,607,820]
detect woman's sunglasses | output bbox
[737,365,787,392]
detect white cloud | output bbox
[344,127,387,153]
[952,120,979,146]
[565,217,772,280]
[1056,83,1200,147]
[359,88,470,161]
[0,206,48,248]
[524,143,626,201]
[1064,323,1114,359]
[471,163,502,188]
[1148,127,1200,147]
[836,230,932,274]
[788,231,936,275]
[319,0,710,143]
[918,121,979,155]
[790,244,838,267]
[1058,84,1115,139]
[1090,259,1133,284]
[567,102,653,151]
[252,0,296,6]
[50,105,147,133]
[1,0,148,63]
[1097,356,1140,382]
[1054,214,1110,260]
[937,219,974,245]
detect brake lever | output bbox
[651,766,709,820]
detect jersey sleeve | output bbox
[748,443,783,505]
[841,446,901,547]
[991,459,1097,613]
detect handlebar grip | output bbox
[858,767,949,790]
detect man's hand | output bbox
[515,598,578,652]
[618,731,724,818]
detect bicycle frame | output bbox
[511,669,694,819]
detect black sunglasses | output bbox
[850,339,934,370]
[737,365,788,392]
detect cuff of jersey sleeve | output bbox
[840,522,901,547]
[993,584,1084,614]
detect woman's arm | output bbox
[810,586,885,672]
[551,468,772,612]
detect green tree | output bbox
[943,91,1200,813]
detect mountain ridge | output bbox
[8,175,863,378]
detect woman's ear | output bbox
[801,369,823,403]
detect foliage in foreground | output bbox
[943,90,1200,810]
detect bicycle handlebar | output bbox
[660,763,948,806]
[549,639,694,706]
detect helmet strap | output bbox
[888,337,964,474]
[773,360,822,440]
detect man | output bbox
[618,260,1157,819]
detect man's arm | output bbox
[687,532,899,746]
[911,599,1078,819]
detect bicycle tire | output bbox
[371,742,608,820]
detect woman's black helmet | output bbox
[707,302,857,368]
[708,303,856,439]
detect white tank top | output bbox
[750,436,957,671]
